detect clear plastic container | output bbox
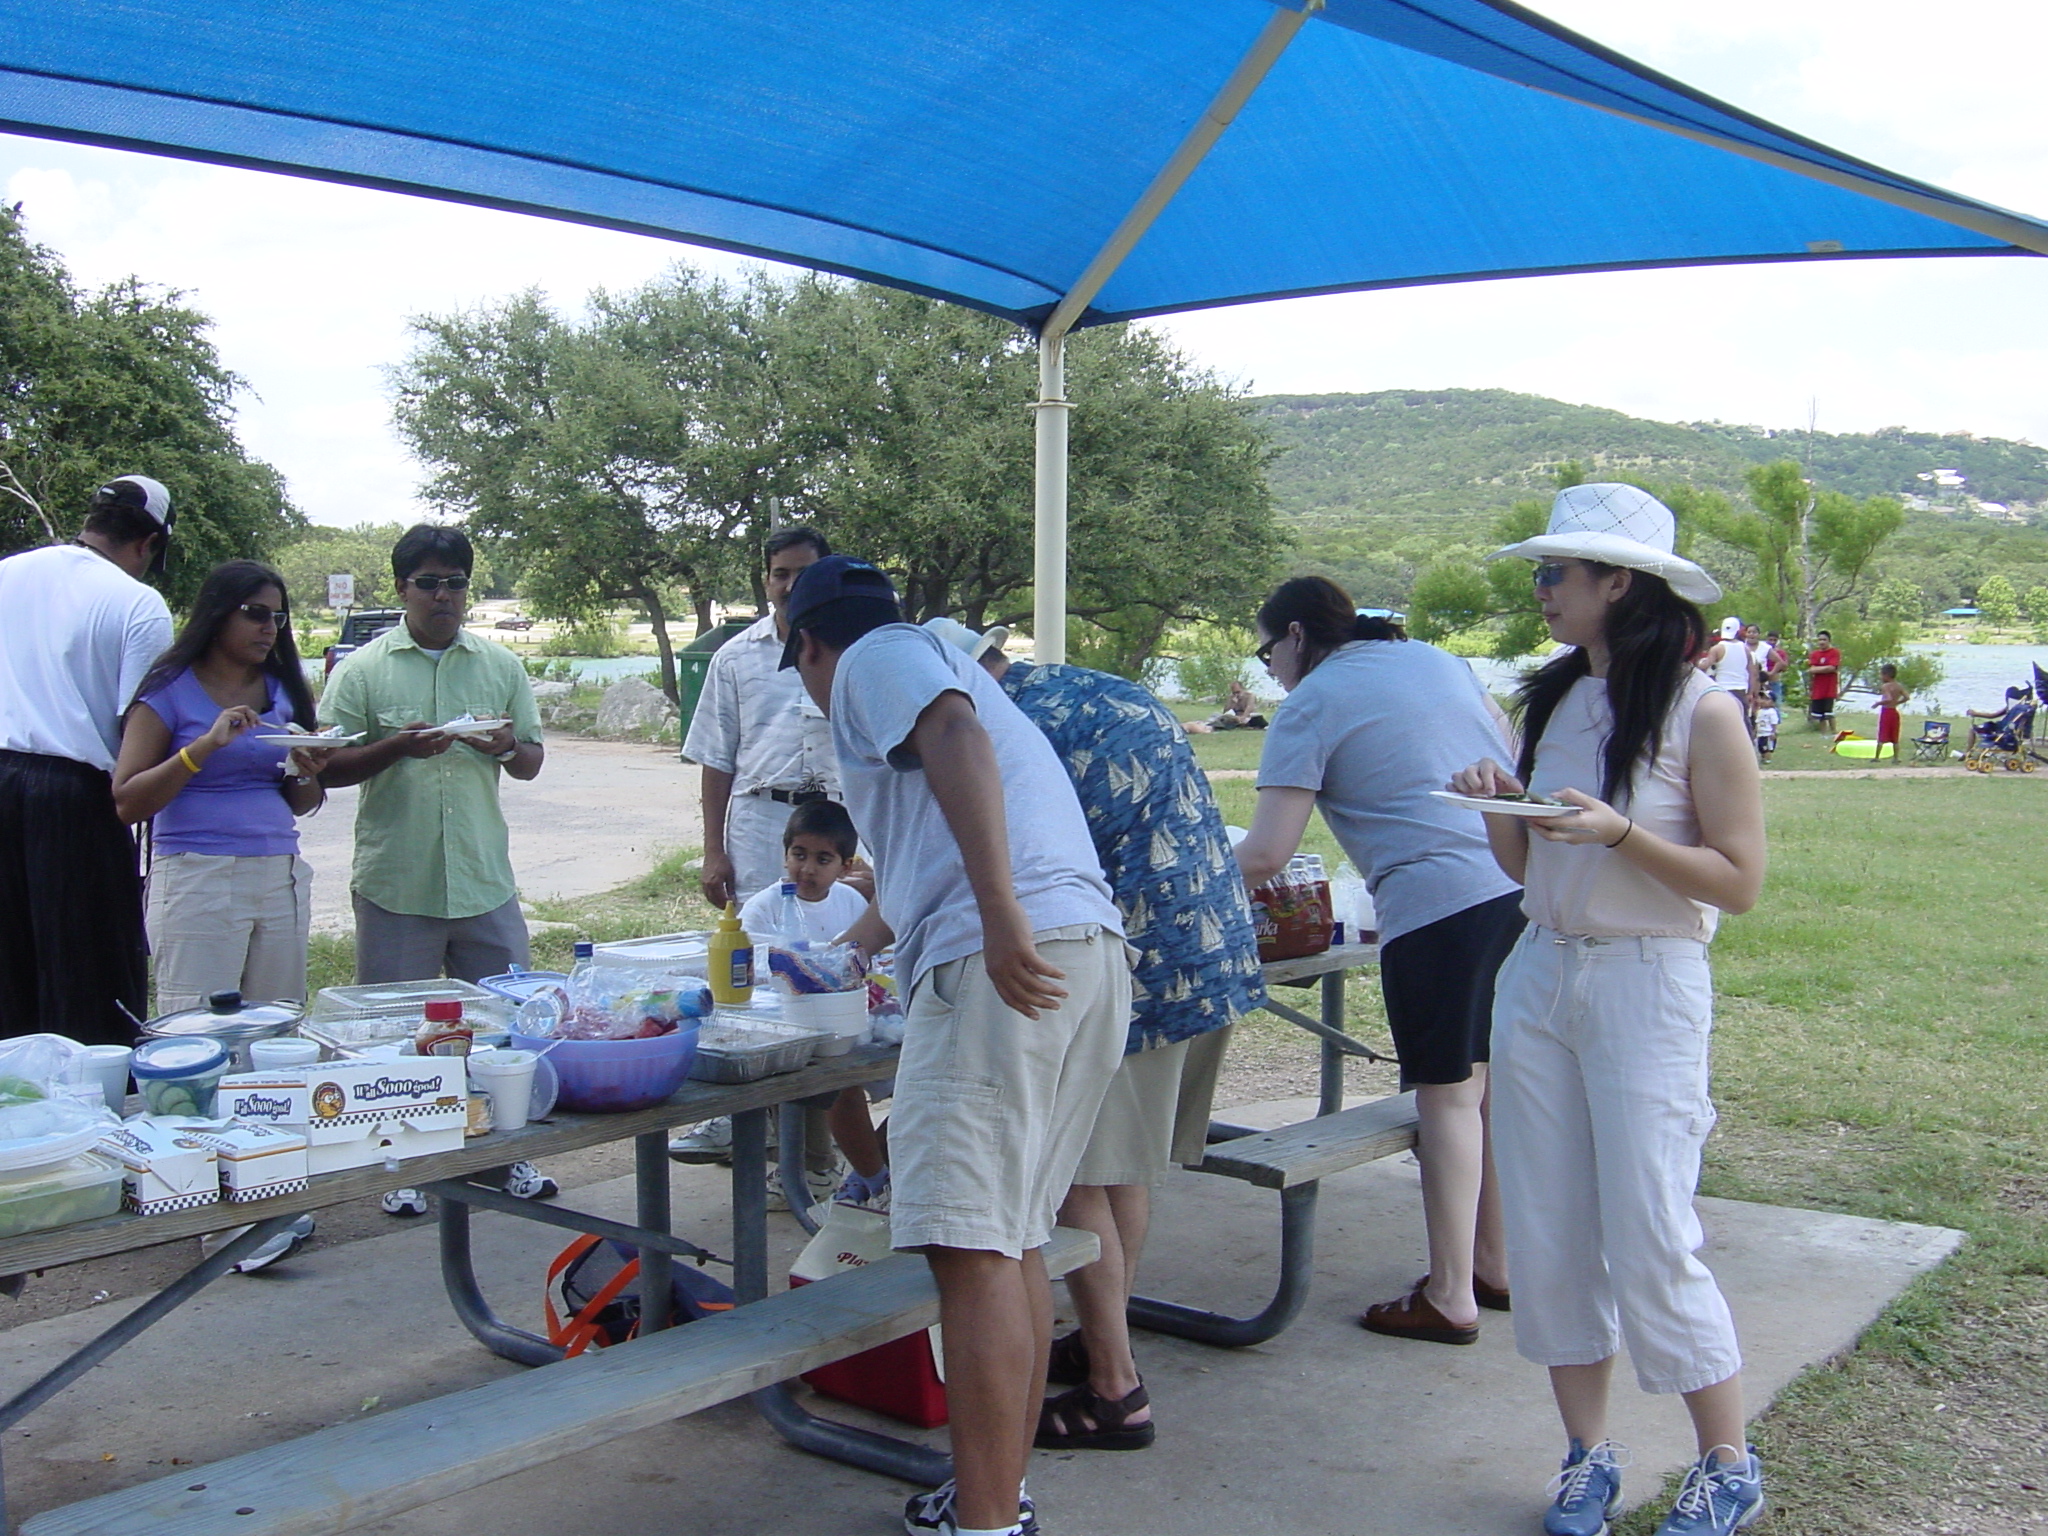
[591,933,711,972]
[130,1035,232,1117]
[689,1018,833,1083]
[0,1151,124,1238]
[312,978,498,1021]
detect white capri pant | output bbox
[148,852,312,1012]
[1489,926,1743,1396]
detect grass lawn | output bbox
[305,769,2045,1533]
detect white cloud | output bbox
[4,2,2047,527]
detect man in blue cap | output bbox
[784,556,1129,1536]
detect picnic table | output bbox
[0,942,1395,1533]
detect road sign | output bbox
[327,573,355,609]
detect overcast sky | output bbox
[5,0,2047,527]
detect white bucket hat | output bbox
[921,615,1010,663]
[1488,483,1721,604]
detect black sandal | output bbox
[1034,1380,1155,1451]
[1046,1329,1091,1387]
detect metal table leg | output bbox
[776,1102,822,1236]
[1127,1181,1318,1347]
[636,1131,673,1333]
[739,1107,950,1484]
[437,1186,564,1367]
[1319,969,1347,1117]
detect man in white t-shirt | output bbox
[784,556,1128,1536]
[0,477,175,1043]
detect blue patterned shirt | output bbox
[999,661,1265,1052]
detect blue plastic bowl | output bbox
[508,1023,699,1113]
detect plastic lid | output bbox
[574,941,595,957]
[423,999,464,1022]
[131,1035,231,1078]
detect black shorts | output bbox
[1378,891,1526,1088]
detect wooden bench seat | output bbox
[1195,1092,1420,1189]
[23,1227,1100,1536]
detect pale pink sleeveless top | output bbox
[1522,669,1718,942]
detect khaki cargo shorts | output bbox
[889,925,1130,1258]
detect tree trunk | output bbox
[692,591,715,638]
[639,584,680,704]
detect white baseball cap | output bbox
[922,615,1010,663]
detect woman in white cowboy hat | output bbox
[1449,483,1768,1536]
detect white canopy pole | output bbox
[1031,0,1324,662]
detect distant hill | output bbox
[1248,389,2048,609]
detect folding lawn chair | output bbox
[1910,720,1951,763]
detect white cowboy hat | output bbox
[1488,483,1721,604]
[921,615,1010,663]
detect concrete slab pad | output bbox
[0,1097,1960,1535]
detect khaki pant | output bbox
[148,852,312,1011]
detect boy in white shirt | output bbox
[738,801,889,1203]
[1753,702,1780,761]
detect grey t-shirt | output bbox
[1256,640,1519,945]
[829,624,1122,993]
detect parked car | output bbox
[323,608,405,675]
[494,614,536,631]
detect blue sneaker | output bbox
[1545,1439,1629,1536]
[1655,1445,1765,1535]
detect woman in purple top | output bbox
[114,562,336,1010]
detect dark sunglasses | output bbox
[234,602,288,627]
[1531,562,1576,589]
[406,574,471,593]
[1254,635,1281,667]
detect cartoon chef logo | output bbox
[312,1081,347,1120]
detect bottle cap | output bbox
[574,940,595,958]
[423,999,464,1022]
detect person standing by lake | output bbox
[1235,576,1523,1347]
[114,561,335,1010]
[1805,631,1840,729]
[1453,483,1767,1536]
[0,476,174,1045]
[1875,663,1909,762]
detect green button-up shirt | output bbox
[319,625,543,920]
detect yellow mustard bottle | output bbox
[709,901,754,1005]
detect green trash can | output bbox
[672,616,753,752]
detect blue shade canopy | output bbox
[3,0,2044,330]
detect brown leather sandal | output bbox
[1360,1284,1481,1345]
[1034,1380,1155,1451]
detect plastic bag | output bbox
[767,943,867,996]
[0,1037,117,1172]
[539,970,714,1040]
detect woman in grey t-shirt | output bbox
[1234,576,1523,1347]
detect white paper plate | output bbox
[404,718,511,738]
[1430,790,1582,818]
[250,731,361,746]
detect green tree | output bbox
[1687,461,1902,638]
[1975,572,2019,627]
[1407,464,1582,658]
[272,523,409,613]
[0,205,297,600]
[1868,575,1925,624]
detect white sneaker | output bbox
[766,1161,842,1213]
[204,1214,316,1273]
[502,1161,559,1200]
[381,1188,430,1217]
[668,1117,735,1164]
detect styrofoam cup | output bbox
[470,1049,539,1132]
[250,1037,322,1071]
[82,1044,132,1113]
[781,990,868,1055]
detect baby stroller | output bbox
[1909,720,1951,764]
[1964,698,2037,773]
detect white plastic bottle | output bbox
[775,880,808,949]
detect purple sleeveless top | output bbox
[136,669,300,857]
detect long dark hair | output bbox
[137,561,316,728]
[1513,564,1707,805]
[1256,576,1406,674]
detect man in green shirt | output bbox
[320,524,553,1206]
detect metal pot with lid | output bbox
[141,990,306,1072]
